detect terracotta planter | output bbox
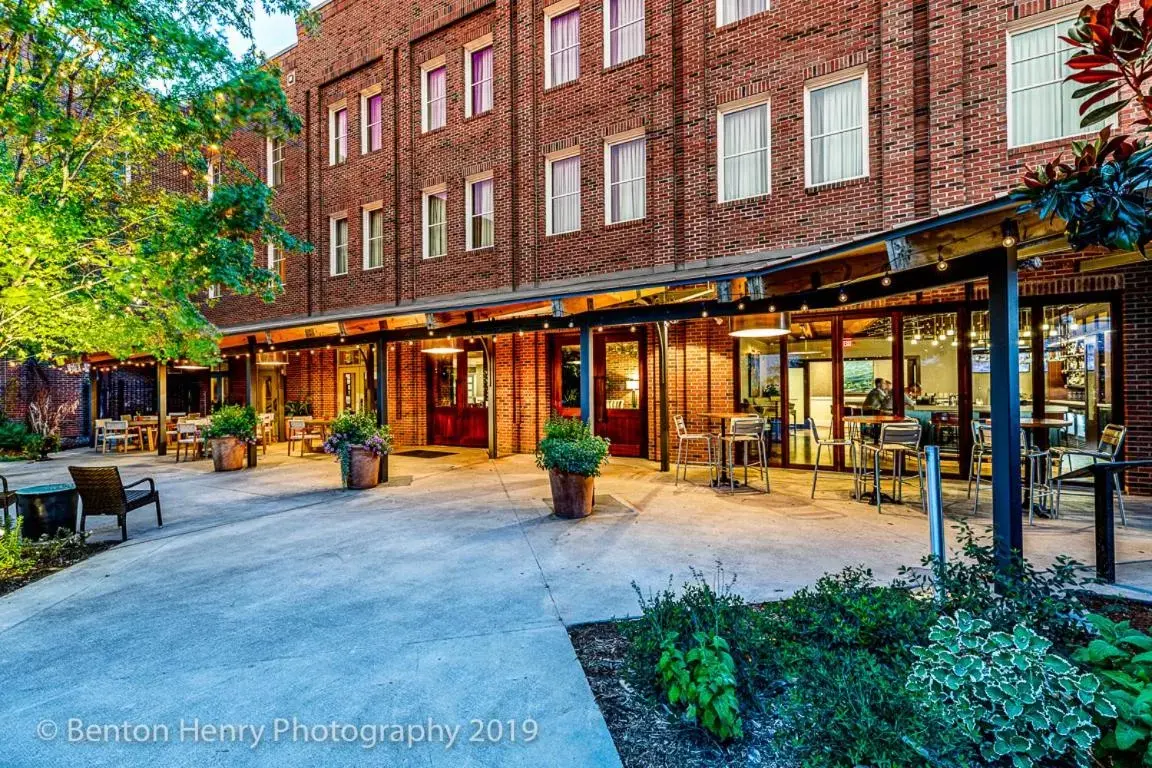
[346,447,381,490]
[549,470,595,519]
[211,436,247,472]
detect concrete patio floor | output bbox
[2,444,1152,766]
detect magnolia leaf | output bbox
[1081,98,1129,127]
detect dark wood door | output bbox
[427,342,488,448]
[549,332,647,458]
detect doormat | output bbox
[542,494,638,517]
[394,449,457,459]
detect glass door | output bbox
[1041,302,1114,458]
[787,319,834,467]
[426,342,488,448]
[904,312,962,475]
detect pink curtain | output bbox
[471,47,493,114]
[549,10,579,86]
[427,67,446,130]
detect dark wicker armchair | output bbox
[1,474,15,526]
[67,466,162,542]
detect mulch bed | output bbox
[1080,592,1152,631]
[0,540,117,598]
[569,621,789,768]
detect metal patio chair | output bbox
[719,416,769,493]
[68,466,162,542]
[807,417,855,498]
[673,415,715,486]
[861,421,924,513]
[1051,424,1128,525]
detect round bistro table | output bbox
[14,483,78,540]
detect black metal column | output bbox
[987,234,1022,577]
[156,362,168,456]
[89,368,100,448]
[375,335,389,483]
[580,325,594,430]
[656,321,670,472]
[246,336,257,468]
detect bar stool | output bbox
[673,415,715,486]
[807,417,854,499]
[719,416,769,492]
[861,421,924,513]
[968,420,991,513]
[1050,423,1128,525]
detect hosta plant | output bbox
[656,630,743,742]
[907,611,1110,767]
[1073,613,1152,764]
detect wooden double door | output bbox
[426,341,489,448]
[549,331,647,457]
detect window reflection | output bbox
[466,350,487,406]
[788,320,833,466]
[560,345,581,409]
[604,341,640,410]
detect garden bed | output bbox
[0,537,116,597]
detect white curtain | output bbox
[368,95,382,150]
[472,47,493,114]
[609,0,644,66]
[721,0,768,25]
[1009,24,1104,146]
[550,10,580,86]
[551,156,580,234]
[472,179,494,247]
[610,137,645,222]
[368,210,384,267]
[723,103,769,201]
[427,67,446,130]
[427,194,446,257]
[335,109,348,162]
[809,78,863,185]
[333,219,348,274]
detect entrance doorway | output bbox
[336,349,368,415]
[549,331,647,458]
[426,341,489,448]
[257,368,285,441]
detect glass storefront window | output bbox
[559,344,581,409]
[1042,303,1113,455]
[788,320,833,466]
[431,354,457,408]
[738,337,783,447]
[904,312,961,472]
[970,308,1034,420]
[842,316,894,473]
[466,350,487,406]
[604,341,640,410]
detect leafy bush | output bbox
[0,516,29,575]
[535,416,610,477]
[1072,613,1152,763]
[284,399,312,417]
[321,410,393,482]
[203,404,257,442]
[1,516,90,579]
[908,611,1108,767]
[0,417,31,453]
[903,520,1092,647]
[657,630,743,741]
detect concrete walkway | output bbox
[3,445,1152,766]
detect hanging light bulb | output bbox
[880,271,892,287]
[838,289,848,303]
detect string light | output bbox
[838,290,848,303]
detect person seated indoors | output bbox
[863,378,889,413]
[904,384,933,443]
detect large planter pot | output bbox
[549,470,595,519]
[345,447,381,490]
[211,436,247,472]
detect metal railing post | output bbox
[924,445,947,597]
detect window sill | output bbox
[329,272,348,278]
[546,228,582,238]
[1007,132,1103,157]
[544,78,580,95]
[422,254,446,261]
[421,125,448,137]
[466,244,495,253]
[717,191,771,207]
[605,216,646,229]
[804,175,869,195]
[361,147,383,157]
[328,161,348,169]
[362,264,384,272]
[716,8,771,31]
[603,54,646,75]
[465,109,493,123]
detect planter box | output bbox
[345,447,381,490]
[211,436,247,472]
[549,470,595,519]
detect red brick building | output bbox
[160,0,1151,489]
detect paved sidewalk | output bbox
[3,445,1152,767]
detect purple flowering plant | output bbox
[321,410,394,482]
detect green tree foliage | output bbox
[0,0,314,362]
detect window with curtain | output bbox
[548,9,580,88]
[268,243,286,281]
[607,136,645,223]
[424,66,447,131]
[806,75,866,186]
[1009,21,1105,147]
[268,138,284,187]
[607,0,644,66]
[469,46,493,116]
[718,0,768,26]
[468,177,495,249]
[365,94,383,152]
[719,101,770,201]
[365,208,384,268]
[330,107,348,165]
[424,190,447,258]
[548,154,581,234]
[331,217,348,275]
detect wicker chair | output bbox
[68,466,162,542]
[1,474,15,526]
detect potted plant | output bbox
[536,416,610,519]
[203,404,257,471]
[322,410,393,489]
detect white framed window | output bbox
[804,69,868,188]
[266,137,284,188]
[545,0,580,89]
[465,36,494,118]
[329,215,348,276]
[328,102,348,165]
[605,0,644,67]
[718,96,771,202]
[206,160,219,199]
[422,185,448,259]
[268,243,286,281]
[207,284,221,299]
[1007,17,1108,148]
[717,0,768,26]
[361,86,383,154]
[604,130,646,223]
[546,148,581,235]
[465,173,495,250]
[421,58,447,132]
[362,202,385,269]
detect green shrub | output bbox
[21,433,44,459]
[535,416,610,477]
[657,630,743,742]
[0,516,29,575]
[0,417,31,453]
[908,611,1107,767]
[284,399,312,417]
[903,520,1092,647]
[203,404,257,442]
[1072,613,1152,764]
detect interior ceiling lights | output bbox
[422,346,464,355]
[729,312,791,338]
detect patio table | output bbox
[701,411,752,488]
[844,415,914,504]
[983,416,1070,518]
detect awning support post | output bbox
[657,321,670,472]
[580,325,594,432]
[156,362,168,456]
[485,338,498,460]
[246,336,257,468]
[375,335,389,483]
